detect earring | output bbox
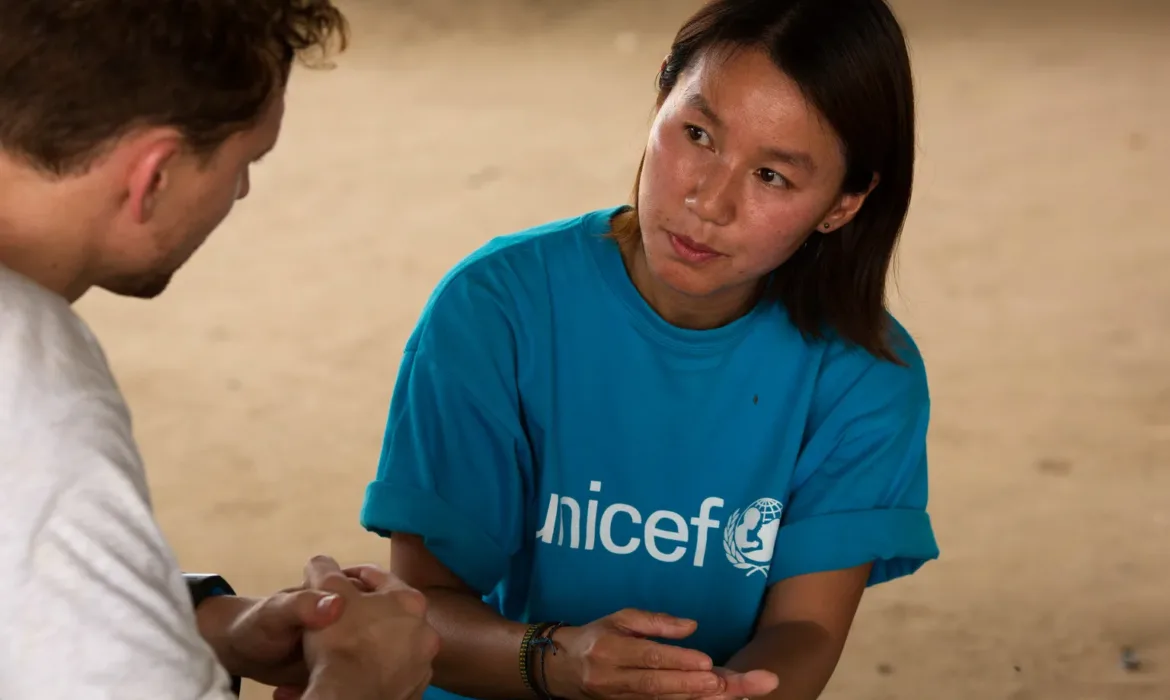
[822,223,831,230]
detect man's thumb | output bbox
[610,609,698,639]
[282,589,344,630]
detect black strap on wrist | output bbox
[520,621,566,699]
[184,573,236,607]
[182,573,243,697]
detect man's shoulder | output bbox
[0,265,121,402]
[0,265,143,502]
[0,267,228,696]
[0,263,78,321]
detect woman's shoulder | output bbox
[812,314,929,417]
[426,206,622,299]
[407,206,624,348]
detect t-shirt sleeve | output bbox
[768,345,939,588]
[360,269,531,596]
[0,401,235,700]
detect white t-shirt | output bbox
[0,264,235,699]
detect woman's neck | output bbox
[623,242,762,331]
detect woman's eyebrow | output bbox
[685,92,723,128]
[760,145,817,173]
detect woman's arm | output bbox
[391,534,731,700]
[721,339,938,699]
[391,533,536,699]
[721,564,872,700]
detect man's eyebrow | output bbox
[684,91,817,173]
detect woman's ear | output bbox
[817,173,880,234]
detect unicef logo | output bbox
[722,498,783,577]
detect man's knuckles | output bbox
[381,586,428,617]
[413,622,441,661]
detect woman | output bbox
[360,2,939,699]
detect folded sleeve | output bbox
[360,269,531,596]
[769,347,940,588]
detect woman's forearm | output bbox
[725,621,844,700]
[422,587,536,699]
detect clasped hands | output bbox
[197,555,435,699]
[207,561,777,700]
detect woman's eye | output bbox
[757,168,788,188]
[685,125,711,146]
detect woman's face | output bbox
[637,46,872,306]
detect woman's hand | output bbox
[543,609,776,700]
[703,667,781,700]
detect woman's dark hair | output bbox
[610,0,917,363]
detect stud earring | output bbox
[822,223,831,230]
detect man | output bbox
[0,2,439,698]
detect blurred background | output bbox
[74,0,1169,698]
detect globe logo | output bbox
[722,498,783,577]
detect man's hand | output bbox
[196,584,346,687]
[273,555,440,700]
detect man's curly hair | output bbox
[0,0,350,176]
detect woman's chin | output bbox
[647,260,726,300]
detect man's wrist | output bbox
[303,656,378,700]
[193,594,256,677]
[184,572,249,694]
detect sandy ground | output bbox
[73,1,1170,698]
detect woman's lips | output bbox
[668,231,723,263]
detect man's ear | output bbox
[125,133,183,225]
[817,173,880,234]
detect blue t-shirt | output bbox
[360,206,938,698]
